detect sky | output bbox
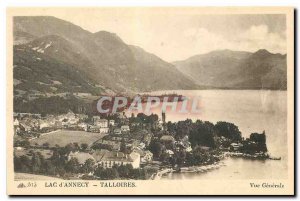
[49,8,287,62]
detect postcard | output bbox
[6,7,294,195]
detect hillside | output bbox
[13,45,105,96]
[174,49,287,90]
[13,16,197,93]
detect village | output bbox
[13,108,271,180]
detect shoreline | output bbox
[150,162,225,180]
[150,151,282,180]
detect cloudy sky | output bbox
[51,8,286,62]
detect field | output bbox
[15,173,62,181]
[30,130,106,147]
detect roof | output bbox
[68,151,95,164]
[92,149,110,161]
[133,148,153,157]
[93,150,139,162]
[160,135,175,142]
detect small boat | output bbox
[269,156,281,160]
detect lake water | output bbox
[129,90,288,179]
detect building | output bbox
[65,110,76,120]
[78,122,88,131]
[95,119,108,128]
[94,151,140,169]
[99,139,121,151]
[132,148,153,163]
[109,120,115,126]
[114,128,122,135]
[99,127,109,134]
[92,116,101,124]
[13,118,20,134]
[165,149,174,156]
[160,135,175,143]
[121,125,130,133]
[13,118,19,126]
[88,125,100,133]
[19,122,32,133]
[162,111,166,130]
[230,143,243,151]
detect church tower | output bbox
[162,110,166,131]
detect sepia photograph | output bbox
[6,7,294,195]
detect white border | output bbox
[1,0,298,200]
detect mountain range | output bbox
[13,16,197,97]
[174,49,287,90]
[13,16,287,100]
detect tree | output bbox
[82,159,95,173]
[214,121,242,142]
[94,166,119,180]
[120,139,127,153]
[81,143,88,151]
[65,158,80,173]
[117,164,133,178]
[31,153,42,173]
[148,139,165,159]
[189,120,215,148]
[43,160,56,175]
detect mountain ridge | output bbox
[13,16,198,93]
[174,49,287,90]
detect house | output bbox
[160,135,175,143]
[39,120,51,129]
[199,146,211,151]
[95,119,108,128]
[19,122,32,133]
[109,120,115,126]
[121,125,130,132]
[165,149,174,156]
[179,135,192,152]
[99,127,109,134]
[77,114,88,120]
[78,122,88,131]
[68,151,95,165]
[132,148,153,163]
[14,118,20,134]
[92,116,101,124]
[94,151,140,169]
[230,143,243,151]
[88,125,100,133]
[114,128,122,135]
[13,118,19,126]
[65,110,76,120]
[100,139,121,151]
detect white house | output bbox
[92,116,101,124]
[94,151,140,169]
[132,148,153,163]
[121,125,130,132]
[114,128,122,135]
[95,119,108,128]
[13,118,19,126]
[99,127,109,134]
[109,120,115,126]
[78,122,88,131]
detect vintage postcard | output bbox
[6,7,294,195]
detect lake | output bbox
[129,90,288,179]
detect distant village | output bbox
[13,109,272,180]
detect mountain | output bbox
[174,49,287,90]
[13,16,197,93]
[13,42,106,97]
